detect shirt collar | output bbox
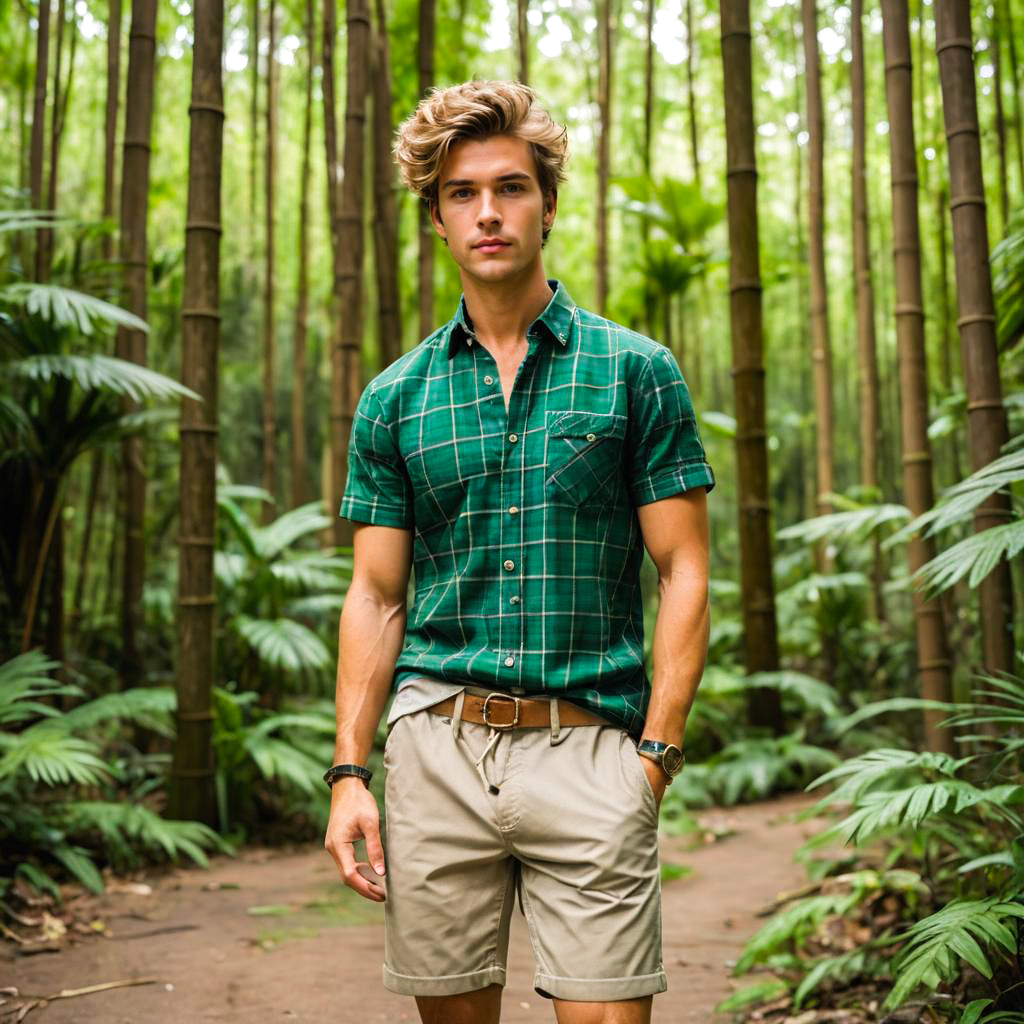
[445,279,576,359]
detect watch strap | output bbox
[323,763,373,789]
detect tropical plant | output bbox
[214,482,352,700]
[0,259,197,653]
[720,665,1024,1018]
[0,650,228,902]
[210,684,339,837]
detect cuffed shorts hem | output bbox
[382,963,507,997]
[533,969,668,1002]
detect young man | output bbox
[324,80,714,1024]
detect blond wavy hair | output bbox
[394,80,569,216]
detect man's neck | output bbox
[460,262,554,354]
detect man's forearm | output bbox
[332,583,407,765]
[641,570,710,750]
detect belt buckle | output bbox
[482,693,521,729]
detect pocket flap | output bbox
[546,410,627,439]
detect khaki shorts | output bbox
[380,701,667,1002]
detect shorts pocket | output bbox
[620,733,659,821]
[544,410,627,506]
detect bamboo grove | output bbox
[1,0,1023,1016]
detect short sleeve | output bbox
[339,386,414,528]
[626,346,716,505]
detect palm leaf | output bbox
[777,504,911,545]
[50,842,105,894]
[251,502,331,560]
[234,616,331,672]
[271,554,350,592]
[244,734,326,793]
[913,521,1024,593]
[0,282,149,335]
[886,448,1024,545]
[4,353,199,403]
[829,697,962,737]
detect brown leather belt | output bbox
[427,691,609,730]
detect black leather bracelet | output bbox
[323,763,373,789]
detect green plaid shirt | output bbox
[339,279,715,739]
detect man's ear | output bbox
[429,199,446,240]
[543,189,558,230]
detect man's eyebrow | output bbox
[440,171,533,190]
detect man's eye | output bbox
[452,189,472,199]
[502,183,523,193]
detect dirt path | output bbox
[3,792,821,1022]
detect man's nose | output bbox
[477,189,501,226]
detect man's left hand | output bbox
[639,755,669,811]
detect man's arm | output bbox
[324,521,412,902]
[635,486,711,802]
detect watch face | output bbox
[662,745,684,777]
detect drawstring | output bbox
[473,727,502,795]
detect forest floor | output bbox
[2,792,822,1024]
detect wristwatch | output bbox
[323,763,373,789]
[637,740,685,780]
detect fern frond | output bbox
[60,687,177,736]
[0,649,82,725]
[808,748,963,802]
[887,899,1024,1008]
[821,781,1024,846]
[914,521,1024,593]
[59,801,231,868]
[0,728,111,786]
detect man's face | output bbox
[431,133,556,285]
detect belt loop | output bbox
[549,697,560,743]
[451,689,466,741]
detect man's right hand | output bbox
[324,777,387,903]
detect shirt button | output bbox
[504,655,515,667]
[503,559,515,571]
[484,375,494,385]
[508,433,518,443]
[510,596,520,605]
[586,432,597,442]
[508,506,519,515]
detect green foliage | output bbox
[886,443,1024,594]
[728,669,1024,1016]
[210,686,336,835]
[0,273,195,647]
[0,652,227,901]
[214,488,351,690]
[993,213,1024,348]
[888,899,1024,1009]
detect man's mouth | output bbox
[474,239,510,253]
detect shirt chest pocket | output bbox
[544,410,628,506]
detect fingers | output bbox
[332,839,386,903]
[363,820,387,877]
